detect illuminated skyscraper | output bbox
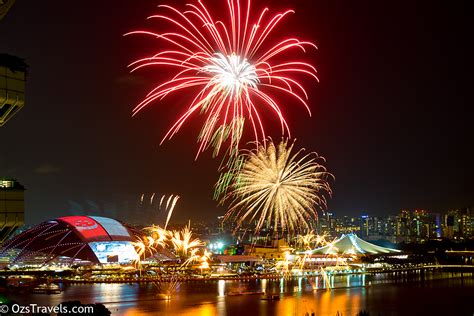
[1,1,27,127]
[0,178,25,243]
[0,54,27,127]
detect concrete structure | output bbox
[0,178,25,243]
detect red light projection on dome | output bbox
[59,216,110,242]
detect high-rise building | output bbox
[0,54,27,127]
[1,3,27,127]
[360,215,369,237]
[0,0,16,21]
[0,178,25,243]
[442,207,473,239]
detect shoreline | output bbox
[57,268,473,284]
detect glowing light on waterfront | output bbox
[218,279,225,297]
[223,139,332,234]
[320,267,332,290]
[126,0,318,158]
[138,220,205,269]
[199,250,211,270]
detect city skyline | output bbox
[1,2,473,315]
[1,0,472,224]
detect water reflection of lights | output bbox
[183,304,218,316]
[98,283,131,302]
[217,280,226,316]
[313,289,361,316]
[54,277,373,316]
[261,278,267,292]
[218,280,225,297]
[272,285,363,316]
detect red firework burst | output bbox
[126,0,318,157]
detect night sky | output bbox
[1,0,472,225]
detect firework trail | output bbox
[159,194,180,229]
[126,0,318,159]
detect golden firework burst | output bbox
[223,138,332,234]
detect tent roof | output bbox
[302,234,400,255]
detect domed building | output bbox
[0,216,139,264]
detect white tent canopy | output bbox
[302,234,400,255]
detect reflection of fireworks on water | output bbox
[308,268,332,291]
[154,275,182,300]
[126,0,318,158]
[223,139,332,234]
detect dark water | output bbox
[5,272,474,315]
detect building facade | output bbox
[0,178,25,243]
[0,54,27,127]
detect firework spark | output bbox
[297,231,317,250]
[131,236,155,270]
[126,0,318,158]
[170,224,204,258]
[296,232,329,270]
[181,247,200,268]
[146,224,171,248]
[223,139,332,234]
